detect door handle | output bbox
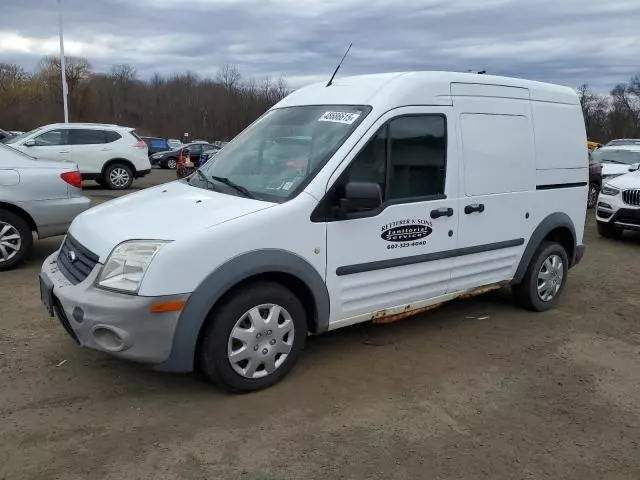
[464,203,485,214]
[430,207,454,219]
[58,150,70,154]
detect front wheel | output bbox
[199,282,307,392]
[0,210,33,271]
[587,182,599,209]
[104,163,133,190]
[513,241,569,312]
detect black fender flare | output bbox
[512,212,577,285]
[155,249,330,373]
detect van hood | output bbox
[606,171,640,190]
[69,180,275,261]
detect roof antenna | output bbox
[326,43,352,87]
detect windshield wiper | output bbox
[211,175,256,199]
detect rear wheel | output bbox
[0,210,33,271]
[104,163,133,190]
[587,182,599,209]
[597,221,622,239]
[166,157,178,170]
[199,282,307,392]
[513,241,568,312]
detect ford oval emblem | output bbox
[68,250,77,263]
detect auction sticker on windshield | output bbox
[319,111,361,124]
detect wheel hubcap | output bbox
[168,159,177,169]
[110,167,130,188]
[0,222,22,263]
[588,185,598,206]
[227,303,295,379]
[537,254,564,302]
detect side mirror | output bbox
[629,163,640,172]
[24,139,36,147]
[339,182,382,216]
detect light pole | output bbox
[57,0,69,123]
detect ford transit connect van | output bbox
[39,72,587,392]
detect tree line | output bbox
[0,56,288,141]
[578,75,640,142]
[1,56,639,143]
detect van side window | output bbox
[345,126,387,192]
[343,115,446,202]
[388,116,446,200]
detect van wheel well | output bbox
[194,272,318,365]
[544,227,574,263]
[0,202,37,232]
[101,158,135,176]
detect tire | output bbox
[166,157,178,170]
[587,182,599,209]
[199,282,307,393]
[104,163,133,190]
[513,241,569,312]
[597,221,623,239]
[0,210,33,271]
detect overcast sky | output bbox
[1,0,638,92]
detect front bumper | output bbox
[596,194,640,231]
[40,252,190,364]
[135,168,151,178]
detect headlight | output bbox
[600,184,620,196]
[151,153,163,159]
[96,240,170,293]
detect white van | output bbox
[6,123,151,190]
[39,72,587,392]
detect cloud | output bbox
[0,0,638,92]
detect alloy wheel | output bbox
[109,167,130,188]
[0,221,22,263]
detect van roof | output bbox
[275,71,579,110]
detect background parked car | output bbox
[0,128,13,142]
[141,136,170,156]
[5,123,151,190]
[0,143,90,270]
[588,154,602,209]
[605,139,640,147]
[167,138,182,149]
[590,146,640,181]
[150,141,216,169]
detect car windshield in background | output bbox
[194,105,370,201]
[4,127,43,144]
[592,149,640,165]
[607,139,640,147]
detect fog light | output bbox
[72,307,84,323]
[92,326,125,352]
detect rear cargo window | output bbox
[104,130,121,143]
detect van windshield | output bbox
[193,105,370,201]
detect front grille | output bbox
[622,189,640,206]
[57,235,99,285]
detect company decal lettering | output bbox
[381,219,433,242]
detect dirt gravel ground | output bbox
[1,170,639,480]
